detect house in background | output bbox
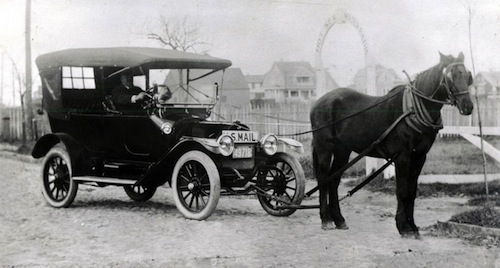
[474,71,500,97]
[163,67,250,108]
[218,68,251,108]
[260,61,338,104]
[245,74,266,107]
[352,64,403,95]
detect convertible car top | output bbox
[35,47,232,71]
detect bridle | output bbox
[402,61,472,133]
[440,62,472,106]
[408,62,471,107]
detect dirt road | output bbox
[1,152,499,267]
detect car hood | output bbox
[151,114,251,139]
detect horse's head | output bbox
[439,52,474,115]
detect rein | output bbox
[278,62,470,137]
[276,87,406,137]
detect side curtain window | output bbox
[62,66,96,90]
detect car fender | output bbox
[277,137,304,154]
[137,138,218,187]
[32,133,86,175]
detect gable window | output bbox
[62,66,96,89]
[296,76,311,84]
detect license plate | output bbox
[232,146,253,159]
[222,131,258,143]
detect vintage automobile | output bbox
[32,47,305,220]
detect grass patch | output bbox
[466,196,500,206]
[450,206,500,228]
[344,176,500,198]
[422,136,500,174]
[427,221,500,248]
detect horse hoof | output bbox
[321,221,335,230]
[336,222,349,230]
[413,231,421,239]
[400,231,420,239]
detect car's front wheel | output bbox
[41,146,78,208]
[171,150,220,220]
[257,153,305,216]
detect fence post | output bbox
[2,116,10,141]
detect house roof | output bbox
[325,71,340,89]
[262,61,340,91]
[353,64,402,81]
[222,68,250,90]
[245,75,264,83]
[476,72,500,87]
[273,61,315,76]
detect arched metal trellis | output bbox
[314,10,392,177]
[314,9,376,97]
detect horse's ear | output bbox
[439,51,447,62]
[457,52,465,62]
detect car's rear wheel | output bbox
[171,151,220,220]
[257,153,305,216]
[41,146,78,208]
[123,185,157,202]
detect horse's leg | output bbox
[394,152,426,238]
[328,144,351,229]
[313,145,335,230]
[405,152,427,238]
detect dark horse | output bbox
[310,52,474,237]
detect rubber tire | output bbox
[171,150,220,220]
[257,153,305,216]
[41,146,78,208]
[123,185,157,202]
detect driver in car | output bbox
[112,73,147,111]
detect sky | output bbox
[0,0,499,106]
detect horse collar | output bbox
[402,85,443,134]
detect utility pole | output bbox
[1,53,4,108]
[25,0,33,141]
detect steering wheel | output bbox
[141,84,172,109]
[141,89,155,110]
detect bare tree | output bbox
[147,16,211,53]
[3,53,27,143]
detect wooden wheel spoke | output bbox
[185,163,193,178]
[178,185,190,191]
[286,185,296,191]
[198,195,206,207]
[188,193,195,208]
[183,191,192,199]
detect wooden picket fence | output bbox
[0,107,49,141]
[441,97,500,127]
[1,96,499,142]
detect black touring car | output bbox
[32,47,305,220]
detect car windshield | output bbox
[149,68,224,106]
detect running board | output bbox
[73,176,137,185]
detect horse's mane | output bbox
[413,62,447,92]
[383,55,458,96]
